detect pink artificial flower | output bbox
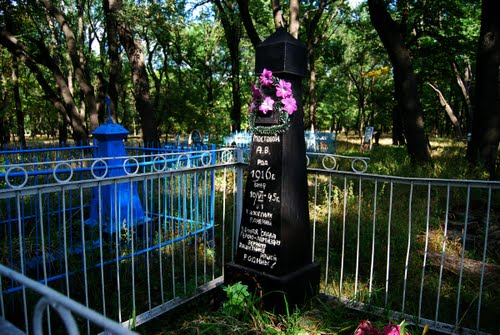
[382,323,401,335]
[259,96,275,114]
[276,79,292,98]
[281,97,297,115]
[356,320,380,335]
[260,68,274,87]
[249,100,255,113]
[251,83,262,99]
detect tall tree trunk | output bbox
[427,82,463,139]
[271,0,286,29]
[213,0,242,132]
[305,0,327,132]
[452,61,473,135]
[146,38,163,134]
[308,63,317,131]
[236,0,261,48]
[103,0,121,121]
[96,73,108,122]
[5,2,25,146]
[368,0,431,163]
[11,48,25,147]
[467,0,500,178]
[348,69,368,136]
[110,0,158,144]
[0,30,89,142]
[230,58,242,132]
[40,0,98,132]
[58,116,69,145]
[289,0,300,39]
[392,105,405,145]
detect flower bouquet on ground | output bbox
[355,320,429,335]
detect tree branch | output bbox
[236,0,261,48]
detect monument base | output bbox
[224,262,320,313]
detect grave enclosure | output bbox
[0,124,220,332]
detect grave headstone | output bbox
[361,126,374,150]
[86,115,147,233]
[305,131,316,152]
[225,28,320,311]
[189,129,203,146]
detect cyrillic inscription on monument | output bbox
[236,134,283,273]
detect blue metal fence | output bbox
[0,144,219,310]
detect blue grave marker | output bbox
[86,102,147,233]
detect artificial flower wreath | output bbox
[248,68,297,135]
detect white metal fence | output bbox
[0,148,242,334]
[0,264,138,334]
[307,167,499,335]
[1,148,499,334]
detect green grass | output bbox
[136,286,428,335]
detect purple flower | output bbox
[259,96,274,114]
[281,97,297,115]
[251,83,262,99]
[276,80,292,98]
[249,100,255,113]
[382,323,401,335]
[259,68,274,87]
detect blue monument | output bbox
[86,100,147,233]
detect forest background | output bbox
[0,0,499,177]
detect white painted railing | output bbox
[307,168,499,335]
[0,264,137,334]
[1,149,498,334]
[0,149,241,332]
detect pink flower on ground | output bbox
[356,320,380,335]
[276,79,292,98]
[259,68,274,86]
[259,96,274,114]
[281,97,297,115]
[382,323,401,335]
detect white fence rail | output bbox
[0,149,243,333]
[308,169,500,334]
[0,264,138,335]
[1,149,498,334]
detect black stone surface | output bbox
[225,27,319,312]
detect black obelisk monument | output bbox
[225,28,320,311]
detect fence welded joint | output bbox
[305,152,370,173]
[33,297,79,335]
